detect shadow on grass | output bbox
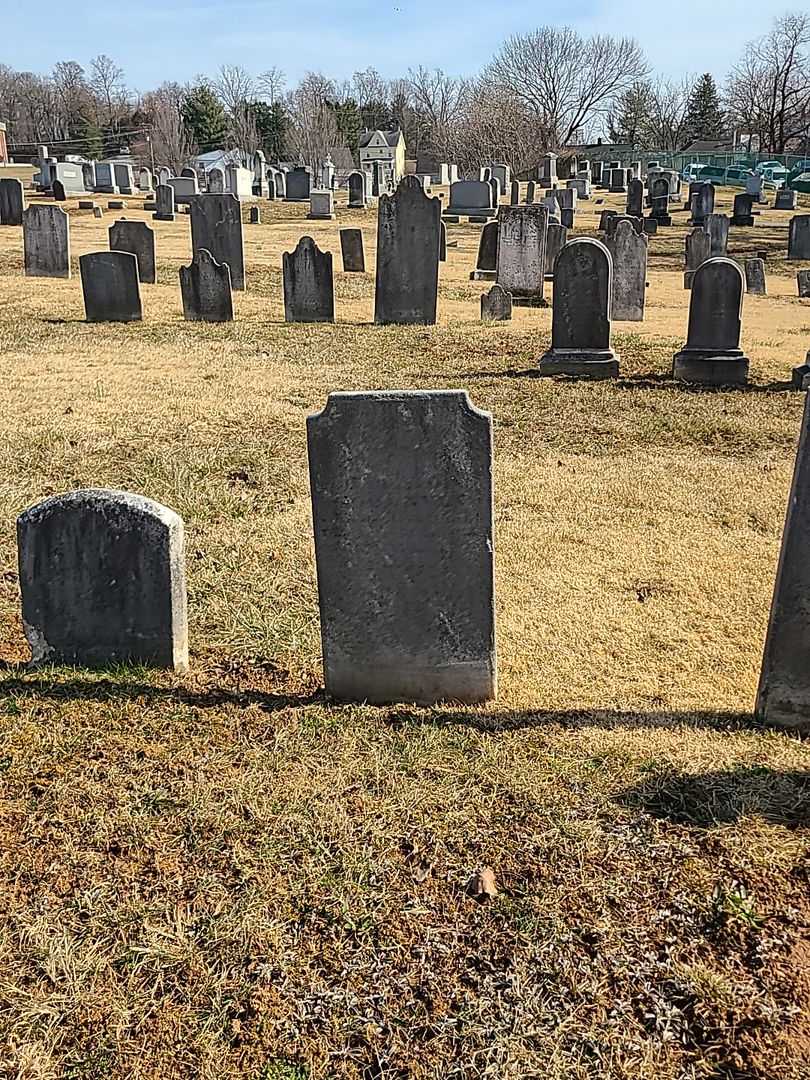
[618,765,810,828]
[465,368,797,392]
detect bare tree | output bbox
[285,72,342,171]
[643,76,693,151]
[215,64,256,112]
[258,66,286,104]
[407,67,466,159]
[140,82,196,171]
[89,54,128,133]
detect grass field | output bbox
[0,182,809,1079]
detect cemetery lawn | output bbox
[0,188,809,1080]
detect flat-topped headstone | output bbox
[591,160,604,185]
[495,204,548,305]
[788,216,810,260]
[599,209,618,231]
[113,163,135,195]
[672,257,748,384]
[307,390,496,704]
[609,168,627,193]
[798,270,810,298]
[775,189,798,210]
[109,219,156,284]
[167,176,199,204]
[745,258,767,296]
[626,178,643,218]
[23,204,70,278]
[642,218,658,235]
[544,222,568,280]
[481,283,512,321]
[649,177,671,225]
[190,193,245,289]
[0,178,25,225]
[374,175,441,325]
[538,237,619,378]
[470,220,499,280]
[308,189,334,220]
[179,248,233,322]
[706,213,729,257]
[153,184,176,222]
[80,251,142,322]
[340,228,365,272]
[606,218,647,322]
[18,489,187,671]
[445,180,495,219]
[731,192,755,226]
[684,227,712,289]
[284,167,311,202]
[283,236,334,323]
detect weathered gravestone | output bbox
[167,176,199,204]
[606,218,647,321]
[307,389,496,704]
[308,190,335,220]
[544,222,568,280]
[181,167,197,179]
[109,219,156,284]
[284,167,311,202]
[691,182,715,226]
[138,167,153,192]
[208,167,226,194]
[798,270,810,299]
[538,153,557,188]
[348,171,367,208]
[495,204,548,305]
[0,178,25,225]
[684,180,702,211]
[591,160,604,186]
[190,194,245,289]
[626,178,644,218]
[470,220,498,281]
[374,176,441,325]
[510,179,520,205]
[179,248,233,322]
[788,216,810,260]
[745,258,767,296]
[249,206,261,225]
[684,227,712,289]
[731,192,755,227]
[52,179,66,202]
[340,228,365,272]
[17,489,187,670]
[649,177,671,226]
[599,209,618,231]
[538,237,619,378]
[706,213,729,257]
[445,180,495,219]
[756,392,810,731]
[672,258,748,384]
[609,168,627,193]
[283,236,334,323]
[525,180,536,204]
[605,214,643,239]
[775,188,798,210]
[23,205,70,278]
[80,251,142,322]
[153,184,176,222]
[481,283,512,321]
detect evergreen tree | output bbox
[607,82,651,148]
[181,84,227,152]
[685,74,724,143]
[245,100,289,160]
[332,99,362,155]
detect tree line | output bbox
[0,13,808,176]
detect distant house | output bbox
[681,138,737,155]
[358,129,406,191]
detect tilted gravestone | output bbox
[374,176,441,325]
[706,213,729,257]
[0,178,25,225]
[153,184,176,222]
[17,489,188,670]
[745,258,767,296]
[606,218,647,322]
[190,193,245,289]
[672,258,749,385]
[481,283,512,321]
[23,205,71,278]
[179,248,233,322]
[788,216,810,260]
[538,237,619,378]
[80,251,142,322]
[347,171,367,208]
[470,220,499,281]
[626,177,644,218]
[52,179,67,202]
[544,222,568,280]
[757,392,810,731]
[731,192,755,226]
[283,236,334,323]
[684,227,712,289]
[109,219,156,284]
[307,390,496,704]
[340,228,365,272]
[798,270,810,299]
[495,204,548,305]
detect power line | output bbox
[9,125,153,149]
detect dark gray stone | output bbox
[109,219,156,284]
[374,176,441,325]
[283,236,334,323]
[599,209,618,231]
[23,205,70,278]
[606,218,647,321]
[525,181,536,204]
[470,220,499,280]
[649,178,671,225]
[775,189,798,210]
[792,348,810,388]
[684,228,712,289]
[544,222,568,280]
[0,178,25,225]
[605,214,642,239]
[691,182,715,226]
[798,270,810,298]
[495,204,548,304]
[249,205,261,224]
[439,220,446,262]
[643,218,658,235]
[340,227,365,272]
[510,179,520,205]
[284,167,311,202]
[446,179,495,219]
[108,200,125,210]
[745,258,767,296]
[672,258,749,384]
[93,206,103,220]
[348,171,367,208]
[626,177,643,217]
[706,213,729,257]
[179,248,233,322]
[609,167,627,193]
[153,184,175,222]
[481,283,512,321]
[52,179,66,202]
[538,237,619,378]
[80,251,142,322]
[307,390,496,704]
[731,193,755,226]
[18,489,187,670]
[788,215,810,260]
[190,193,245,290]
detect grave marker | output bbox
[481,284,512,321]
[672,258,748,384]
[190,193,245,289]
[283,236,335,323]
[606,218,647,321]
[340,228,365,272]
[0,178,25,225]
[109,219,156,284]
[23,205,70,278]
[80,251,142,322]
[374,176,441,325]
[179,248,233,322]
[495,204,548,305]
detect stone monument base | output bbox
[513,295,549,308]
[651,213,671,226]
[470,269,496,281]
[672,348,749,385]
[538,348,619,378]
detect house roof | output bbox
[682,139,735,153]
[358,129,402,149]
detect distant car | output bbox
[724,166,752,187]
[757,161,788,186]
[788,160,810,186]
[682,162,709,182]
[791,171,810,194]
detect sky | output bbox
[1,0,791,92]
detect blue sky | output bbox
[2,1,789,91]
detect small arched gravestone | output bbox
[672,257,749,385]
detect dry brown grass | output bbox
[0,184,808,1080]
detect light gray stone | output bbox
[307,390,496,704]
[167,176,199,204]
[208,167,226,193]
[190,193,245,290]
[283,236,334,323]
[80,251,142,322]
[138,167,153,192]
[495,204,548,305]
[481,283,512,321]
[606,218,647,321]
[745,258,767,296]
[113,163,135,195]
[0,178,25,225]
[17,489,187,671]
[788,215,810,260]
[374,176,441,325]
[340,227,365,272]
[308,189,334,220]
[109,219,156,284]
[179,248,233,322]
[672,258,748,384]
[23,205,70,278]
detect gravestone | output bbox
[731,192,755,226]
[52,179,66,202]
[672,258,749,384]
[283,236,335,323]
[599,209,618,231]
[793,348,810,389]
[591,160,604,186]
[775,188,798,211]
[606,218,647,322]
[605,214,643,239]
[495,204,548,305]
[510,179,520,205]
[684,227,712,289]
[445,180,495,219]
[691,182,715,226]
[340,228,365,272]
[307,390,496,704]
[706,213,729,257]
[153,184,176,222]
[0,178,25,225]
[525,180,536,204]
[643,218,658,236]
[538,237,619,378]
[756,392,810,731]
[788,216,810,260]
[544,222,568,280]
[93,206,103,219]
[348,171,367,208]
[568,176,591,199]
[746,173,764,201]
[609,168,627,193]
[480,283,512,321]
[82,162,96,190]
[798,270,810,299]
[167,176,199,204]
[158,166,171,186]
[181,167,197,179]
[470,220,499,281]
[374,176,441,325]
[439,220,447,261]
[626,178,644,218]
[267,174,276,200]
[649,178,671,225]
[538,153,557,188]
[684,180,702,211]
[80,251,142,322]
[17,489,187,670]
[308,190,335,219]
[179,248,233,322]
[249,206,261,225]
[284,167,311,202]
[109,219,156,284]
[23,205,70,278]
[745,258,767,296]
[94,162,118,194]
[138,167,153,192]
[190,193,245,289]
[208,167,226,193]
[113,163,135,195]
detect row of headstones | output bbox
[14,384,810,730]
